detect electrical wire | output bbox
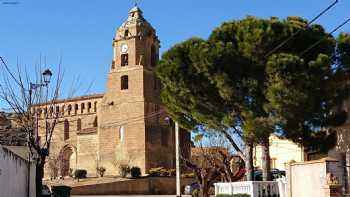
[265,0,339,57]
[0,56,22,87]
[299,17,350,57]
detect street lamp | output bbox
[30,69,53,90]
[164,116,181,197]
[42,69,53,85]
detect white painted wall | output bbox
[254,135,304,170]
[0,146,36,197]
[286,159,343,197]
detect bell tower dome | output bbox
[111,5,160,70]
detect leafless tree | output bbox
[181,133,245,197]
[0,56,67,197]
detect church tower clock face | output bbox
[121,44,128,53]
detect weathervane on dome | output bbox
[134,0,140,7]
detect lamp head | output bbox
[42,69,53,84]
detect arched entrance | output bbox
[59,146,74,177]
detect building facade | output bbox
[34,6,190,177]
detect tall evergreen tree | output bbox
[157,16,350,182]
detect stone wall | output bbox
[71,177,194,195]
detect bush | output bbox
[192,189,199,197]
[119,164,130,178]
[181,172,195,178]
[96,166,106,177]
[149,167,176,177]
[74,169,87,179]
[216,194,250,197]
[130,166,141,178]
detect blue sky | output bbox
[0,0,349,108]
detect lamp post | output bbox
[164,117,181,197]
[27,69,52,197]
[175,122,181,197]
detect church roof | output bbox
[118,5,154,32]
[33,93,104,106]
[129,5,142,14]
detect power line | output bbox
[100,109,166,129]
[299,17,350,57]
[265,0,339,58]
[0,56,22,87]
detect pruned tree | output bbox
[0,56,66,197]
[182,132,245,197]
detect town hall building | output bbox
[34,6,190,177]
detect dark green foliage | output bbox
[74,169,87,179]
[157,15,350,149]
[192,189,199,197]
[51,186,71,197]
[157,16,350,184]
[148,167,176,177]
[96,166,106,177]
[130,166,141,178]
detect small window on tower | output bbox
[119,126,124,142]
[121,75,129,90]
[151,45,157,67]
[124,30,129,38]
[121,54,128,66]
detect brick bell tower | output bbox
[98,6,181,175]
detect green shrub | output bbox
[192,189,199,197]
[181,172,195,178]
[74,169,87,179]
[149,167,176,177]
[96,166,106,177]
[149,167,164,177]
[119,164,130,178]
[130,166,141,178]
[216,194,250,197]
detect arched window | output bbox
[151,44,157,67]
[81,103,85,114]
[74,104,79,115]
[87,102,92,113]
[67,105,72,115]
[64,119,69,140]
[121,54,128,66]
[77,118,82,131]
[121,75,129,90]
[124,29,129,38]
[119,126,124,142]
[94,101,98,112]
[93,116,98,127]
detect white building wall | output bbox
[286,159,343,197]
[0,146,36,197]
[254,135,304,170]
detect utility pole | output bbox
[175,122,181,197]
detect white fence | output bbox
[215,181,284,197]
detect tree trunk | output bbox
[199,181,210,197]
[245,142,254,181]
[36,156,46,197]
[261,137,272,181]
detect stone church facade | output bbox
[34,6,190,177]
